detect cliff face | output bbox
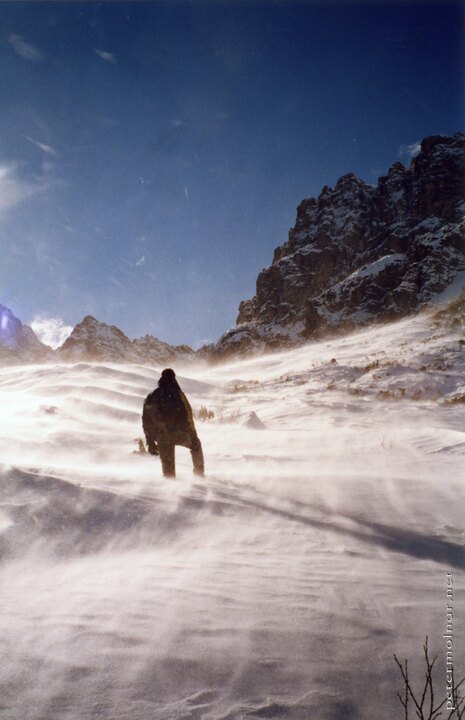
[208,132,465,359]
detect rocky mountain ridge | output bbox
[58,315,195,364]
[205,132,465,358]
[0,310,195,366]
[1,132,464,365]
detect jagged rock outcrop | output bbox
[57,315,195,364]
[209,132,465,359]
[0,305,53,364]
[57,316,133,361]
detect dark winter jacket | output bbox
[142,373,197,443]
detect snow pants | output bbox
[157,431,204,478]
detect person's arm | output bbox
[142,398,159,455]
[180,392,198,438]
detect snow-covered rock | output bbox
[57,315,195,365]
[57,315,133,361]
[132,334,195,365]
[243,411,267,429]
[210,132,465,358]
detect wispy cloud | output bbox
[0,156,57,217]
[24,136,57,157]
[33,239,64,275]
[399,141,421,159]
[95,49,117,65]
[93,115,120,128]
[30,316,73,349]
[9,34,45,63]
[110,276,126,291]
[0,164,41,213]
[136,255,146,267]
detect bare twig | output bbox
[394,639,465,720]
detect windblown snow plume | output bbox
[30,316,73,349]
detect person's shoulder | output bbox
[144,389,159,403]
[180,389,192,405]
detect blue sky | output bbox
[1,1,463,348]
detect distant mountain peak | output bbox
[81,315,101,325]
[57,316,130,359]
[0,304,53,363]
[57,315,195,364]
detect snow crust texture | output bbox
[0,306,464,719]
[209,132,465,358]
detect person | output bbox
[142,368,204,478]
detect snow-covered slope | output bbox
[0,302,464,719]
[209,132,465,358]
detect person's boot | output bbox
[191,441,205,477]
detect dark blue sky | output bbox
[1,1,463,347]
